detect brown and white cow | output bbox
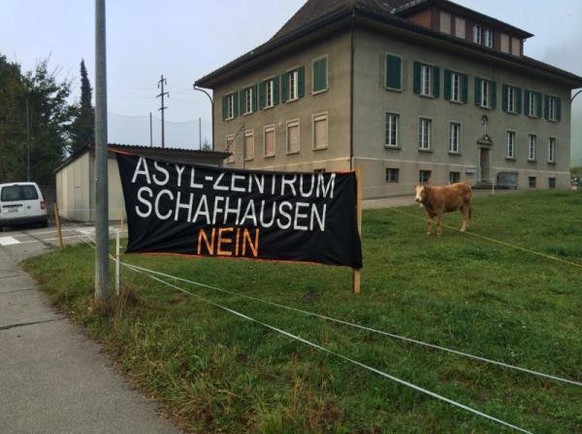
[414,182,472,236]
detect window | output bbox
[259,77,279,109]
[313,113,328,150]
[418,118,432,151]
[286,119,300,154]
[385,54,402,90]
[525,90,542,118]
[419,170,432,183]
[313,57,328,93]
[440,12,451,34]
[505,131,516,159]
[528,177,537,188]
[484,28,493,48]
[503,85,522,114]
[386,168,399,183]
[528,134,537,161]
[548,137,556,163]
[472,24,482,44]
[511,37,521,56]
[385,113,399,148]
[449,172,461,184]
[449,122,461,153]
[455,17,466,38]
[414,62,439,98]
[548,178,556,189]
[241,86,257,115]
[500,34,510,53]
[244,130,254,161]
[222,92,238,120]
[475,77,496,109]
[545,95,561,122]
[282,67,305,102]
[444,70,468,103]
[264,126,275,158]
[225,135,235,163]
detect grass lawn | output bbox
[23,190,582,433]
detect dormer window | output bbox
[484,28,493,48]
[472,24,482,44]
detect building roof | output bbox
[195,0,582,89]
[55,143,230,173]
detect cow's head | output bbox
[414,184,429,204]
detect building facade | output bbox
[195,0,582,198]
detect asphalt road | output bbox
[0,224,181,434]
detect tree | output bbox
[69,59,94,153]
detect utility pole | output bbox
[94,0,109,300]
[157,75,169,148]
[149,112,153,147]
[198,117,202,149]
[26,98,30,182]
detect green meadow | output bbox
[24,190,582,433]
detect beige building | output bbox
[195,0,582,198]
[54,144,228,222]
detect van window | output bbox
[1,185,39,201]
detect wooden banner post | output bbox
[53,203,64,251]
[352,166,363,294]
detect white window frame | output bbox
[548,137,556,163]
[484,28,493,48]
[243,87,254,115]
[450,72,461,102]
[449,122,461,153]
[528,91,538,117]
[312,112,328,150]
[547,96,558,121]
[225,93,235,120]
[506,131,516,159]
[528,134,537,161]
[420,64,433,97]
[480,80,491,108]
[507,86,516,113]
[385,112,399,148]
[473,24,482,44]
[288,70,299,101]
[265,79,275,108]
[286,119,300,154]
[418,118,432,151]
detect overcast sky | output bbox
[1,0,581,151]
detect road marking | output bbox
[0,236,20,246]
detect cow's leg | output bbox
[436,215,444,236]
[426,216,433,236]
[460,204,470,232]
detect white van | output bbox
[0,182,48,230]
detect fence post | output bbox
[352,166,363,295]
[53,203,64,251]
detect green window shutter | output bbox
[273,76,280,105]
[474,77,482,106]
[490,81,497,109]
[239,90,245,114]
[536,92,542,117]
[252,85,258,112]
[222,96,228,120]
[258,81,266,110]
[233,91,239,117]
[557,97,562,121]
[461,73,468,103]
[281,73,288,102]
[386,55,401,89]
[524,90,530,115]
[544,94,550,119]
[516,88,522,114]
[413,61,421,95]
[444,69,451,101]
[298,66,305,98]
[432,66,440,98]
[314,58,328,92]
[502,84,508,112]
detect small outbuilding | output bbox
[54,144,229,223]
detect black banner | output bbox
[116,152,362,268]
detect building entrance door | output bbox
[479,147,490,183]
